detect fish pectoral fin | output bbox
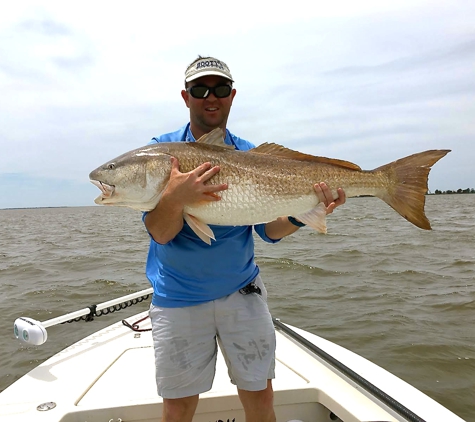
[195,128,234,149]
[203,192,221,200]
[296,203,327,234]
[183,213,216,245]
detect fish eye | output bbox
[107,163,116,170]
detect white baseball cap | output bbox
[185,57,234,83]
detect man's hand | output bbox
[144,157,228,244]
[314,182,346,214]
[165,157,228,207]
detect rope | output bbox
[122,315,152,332]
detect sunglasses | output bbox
[187,84,232,99]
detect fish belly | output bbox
[185,184,318,226]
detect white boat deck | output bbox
[0,311,466,422]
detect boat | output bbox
[0,289,466,422]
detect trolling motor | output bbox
[14,317,48,345]
[13,287,153,345]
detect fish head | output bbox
[89,146,173,211]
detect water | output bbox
[0,195,474,421]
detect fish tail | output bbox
[373,149,450,230]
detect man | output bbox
[143,56,346,422]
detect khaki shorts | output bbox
[149,275,276,399]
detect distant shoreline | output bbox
[1,206,71,210]
[430,190,474,195]
[1,192,473,211]
[0,206,87,211]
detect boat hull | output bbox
[0,311,466,422]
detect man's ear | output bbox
[181,90,190,108]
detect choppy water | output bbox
[0,195,474,420]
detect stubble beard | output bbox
[194,111,228,133]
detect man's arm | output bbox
[144,157,227,244]
[264,182,346,240]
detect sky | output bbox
[0,0,474,208]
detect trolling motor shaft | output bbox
[13,287,153,345]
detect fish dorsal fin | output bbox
[195,128,234,149]
[251,143,362,170]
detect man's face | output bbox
[181,75,236,135]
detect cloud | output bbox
[0,0,474,208]
[0,16,94,85]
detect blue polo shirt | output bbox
[144,124,280,308]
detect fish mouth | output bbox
[90,180,115,204]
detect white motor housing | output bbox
[14,317,48,345]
